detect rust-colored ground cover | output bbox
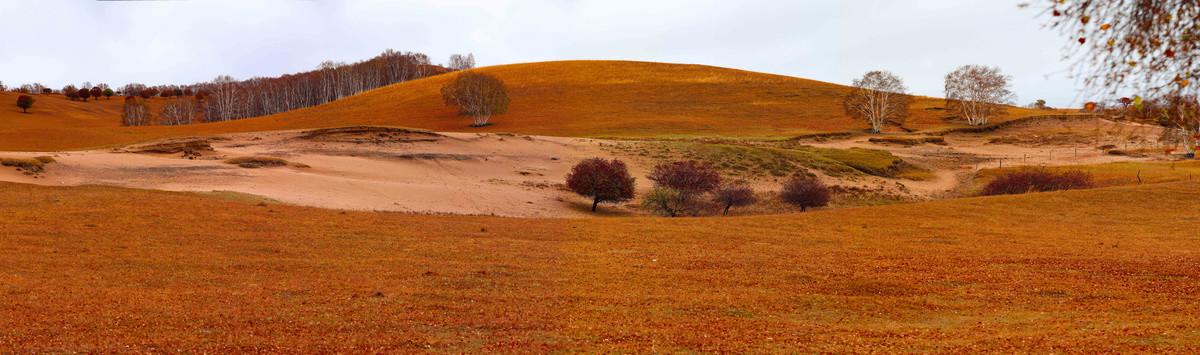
[2,180,1198,352]
[1,61,1049,151]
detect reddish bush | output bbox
[780,176,830,212]
[89,87,102,100]
[647,160,721,194]
[979,169,1095,196]
[711,184,757,215]
[566,158,636,212]
[77,86,91,102]
[16,95,35,113]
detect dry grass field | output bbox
[2,180,1199,352]
[0,61,1052,151]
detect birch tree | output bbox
[944,65,1016,126]
[441,71,510,126]
[448,53,476,71]
[843,71,913,133]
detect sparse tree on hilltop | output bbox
[780,176,830,212]
[16,95,35,113]
[77,86,91,102]
[90,87,102,101]
[844,71,913,133]
[448,53,476,71]
[565,158,636,212]
[441,71,510,126]
[712,184,757,215]
[103,88,114,99]
[63,85,77,100]
[944,65,1015,126]
[159,97,203,125]
[121,96,152,126]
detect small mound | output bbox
[1,157,50,173]
[224,156,291,168]
[868,136,947,146]
[123,138,214,156]
[299,126,445,144]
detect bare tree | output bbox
[441,71,510,126]
[448,53,476,71]
[1026,0,1198,97]
[121,97,153,126]
[844,71,912,133]
[642,187,711,217]
[944,65,1016,126]
[159,97,203,125]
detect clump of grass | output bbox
[224,156,290,168]
[868,136,947,146]
[33,156,55,164]
[1,157,50,173]
[979,169,1095,196]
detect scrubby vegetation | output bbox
[224,156,291,168]
[0,157,52,173]
[979,169,1095,196]
[779,176,831,212]
[565,158,636,212]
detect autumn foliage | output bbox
[16,95,35,113]
[711,184,757,215]
[441,71,510,126]
[980,169,1095,196]
[565,158,636,212]
[780,176,830,212]
[646,160,721,194]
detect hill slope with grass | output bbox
[1,180,1198,351]
[1,61,1050,151]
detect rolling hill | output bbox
[1,61,1049,151]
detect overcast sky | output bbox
[1,0,1090,107]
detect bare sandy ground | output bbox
[0,117,1168,218]
[0,129,644,218]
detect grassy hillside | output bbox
[2,180,1198,352]
[1,61,1049,151]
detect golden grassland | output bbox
[1,61,1052,151]
[2,180,1199,352]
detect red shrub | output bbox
[980,169,1095,196]
[16,95,35,113]
[647,160,721,194]
[77,86,91,101]
[566,158,636,212]
[711,184,757,215]
[780,176,830,212]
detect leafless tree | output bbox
[121,97,152,126]
[642,187,710,217]
[159,97,203,125]
[844,71,912,133]
[441,71,510,126]
[1026,0,1198,97]
[944,65,1016,126]
[448,53,476,71]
